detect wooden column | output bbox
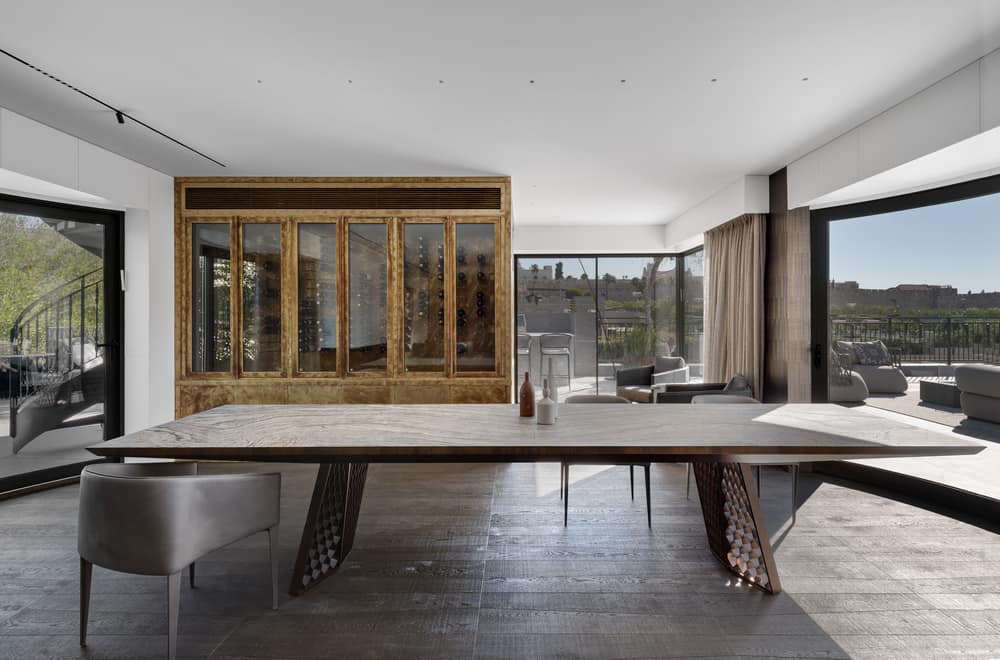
[764,169,812,402]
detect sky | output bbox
[829,190,1000,293]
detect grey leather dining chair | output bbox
[561,394,651,528]
[78,462,281,660]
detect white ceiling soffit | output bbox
[2,1,1000,225]
[0,168,117,209]
[809,126,1000,208]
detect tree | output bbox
[631,277,643,291]
[602,273,616,285]
[0,214,103,341]
[530,264,539,280]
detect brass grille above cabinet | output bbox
[175,177,512,418]
[185,186,503,211]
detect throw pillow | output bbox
[654,355,686,373]
[852,340,891,366]
[724,374,751,394]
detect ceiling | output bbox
[2,1,1000,226]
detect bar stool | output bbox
[516,333,533,378]
[539,333,574,389]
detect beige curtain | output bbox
[704,213,766,398]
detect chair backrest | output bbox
[517,333,531,351]
[539,333,572,350]
[78,463,280,576]
[566,394,630,404]
[691,394,758,404]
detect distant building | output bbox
[830,280,1000,310]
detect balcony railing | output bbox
[831,316,1000,365]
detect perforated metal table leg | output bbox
[289,462,369,595]
[691,462,781,594]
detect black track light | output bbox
[115,111,125,125]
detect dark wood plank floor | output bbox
[1,462,999,659]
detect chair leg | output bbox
[755,465,761,497]
[268,524,280,610]
[644,464,652,529]
[559,462,564,500]
[167,571,181,660]
[685,463,691,500]
[188,563,195,589]
[630,465,635,500]
[563,464,569,527]
[79,557,92,647]
[791,465,799,526]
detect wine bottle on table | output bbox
[519,372,535,417]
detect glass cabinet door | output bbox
[403,222,446,372]
[192,223,232,372]
[242,223,283,373]
[348,222,388,372]
[455,223,496,372]
[297,223,338,372]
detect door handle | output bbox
[812,343,824,369]
[96,342,119,349]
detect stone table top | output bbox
[89,403,983,464]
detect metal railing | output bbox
[831,316,1000,365]
[7,268,104,424]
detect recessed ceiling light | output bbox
[710,77,718,83]
[801,76,809,81]
[620,79,627,83]
[347,79,353,84]
[257,79,262,84]
[529,80,535,84]
[438,79,445,84]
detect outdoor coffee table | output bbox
[90,403,981,596]
[919,379,962,408]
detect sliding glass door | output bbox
[811,175,1000,405]
[0,194,123,493]
[515,258,598,395]
[515,250,703,399]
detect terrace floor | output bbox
[852,378,1000,505]
[2,462,1000,658]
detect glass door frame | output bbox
[809,171,1000,401]
[0,193,124,494]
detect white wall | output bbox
[662,175,769,252]
[0,108,174,432]
[789,47,1000,208]
[513,224,668,254]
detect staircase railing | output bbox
[7,268,104,435]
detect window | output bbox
[515,250,703,399]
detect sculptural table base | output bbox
[692,462,781,593]
[288,460,780,596]
[290,462,369,595]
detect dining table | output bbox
[90,402,982,596]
